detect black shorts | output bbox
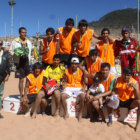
[15,57,30,78]
[119,99,135,109]
[27,94,37,104]
[42,62,50,70]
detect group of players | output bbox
[0,18,140,132]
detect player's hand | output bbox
[86,94,90,100]
[45,83,51,90]
[127,82,137,89]
[54,83,60,88]
[90,73,96,79]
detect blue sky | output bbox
[0,0,138,37]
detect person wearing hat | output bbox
[61,56,86,121]
[86,76,105,122]
[115,28,138,74]
[0,39,10,118]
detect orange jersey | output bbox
[59,27,76,54]
[74,29,93,57]
[86,57,103,85]
[42,38,56,64]
[96,41,115,67]
[27,71,44,94]
[101,74,116,92]
[65,68,83,88]
[116,77,137,101]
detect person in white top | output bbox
[10,27,33,97]
[86,76,105,122]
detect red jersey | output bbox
[115,38,137,73]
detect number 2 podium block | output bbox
[3,95,20,113]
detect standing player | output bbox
[40,28,58,69]
[10,27,32,97]
[95,28,117,76]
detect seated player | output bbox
[61,56,86,121]
[20,62,45,114]
[107,67,140,132]
[88,63,116,122]
[32,54,64,118]
[86,76,105,122]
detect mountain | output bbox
[89,8,139,35]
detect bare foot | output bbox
[54,110,59,117]
[64,113,69,120]
[135,126,140,133]
[31,113,36,119]
[78,115,82,122]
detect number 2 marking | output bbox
[10,102,15,111]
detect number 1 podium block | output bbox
[51,96,87,117]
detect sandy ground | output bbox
[0,72,140,140]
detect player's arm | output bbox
[39,40,49,55]
[129,82,140,100]
[79,60,89,78]
[23,78,30,98]
[56,37,60,54]
[93,32,114,43]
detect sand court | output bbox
[0,72,140,140]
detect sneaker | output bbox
[42,112,46,116]
[107,122,112,127]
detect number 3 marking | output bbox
[10,102,15,111]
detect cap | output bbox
[93,76,101,83]
[71,57,79,64]
[121,28,130,34]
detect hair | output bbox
[93,76,101,84]
[53,54,61,60]
[89,49,98,56]
[32,62,42,71]
[123,67,133,75]
[101,28,110,35]
[65,18,74,26]
[46,27,55,35]
[78,19,88,28]
[101,63,111,70]
[19,27,26,33]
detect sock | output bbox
[108,115,112,124]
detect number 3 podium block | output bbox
[52,96,87,117]
[3,95,20,113]
[103,107,137,123]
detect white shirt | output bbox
[0,50,3,65]
[89,84,105,94]
[10,37,33,63]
